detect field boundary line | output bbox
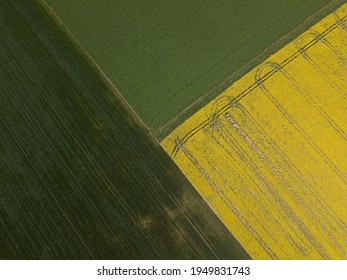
[157,0,346,141]
[168,7,347,156]
[39,0,160,144]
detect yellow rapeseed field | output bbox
[162,4,347,259]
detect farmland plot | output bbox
[0,0,250,259]
[45,0,336,137]
[162,4,347,259]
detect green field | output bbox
[45,0,338,137]
[0,0,250,259]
